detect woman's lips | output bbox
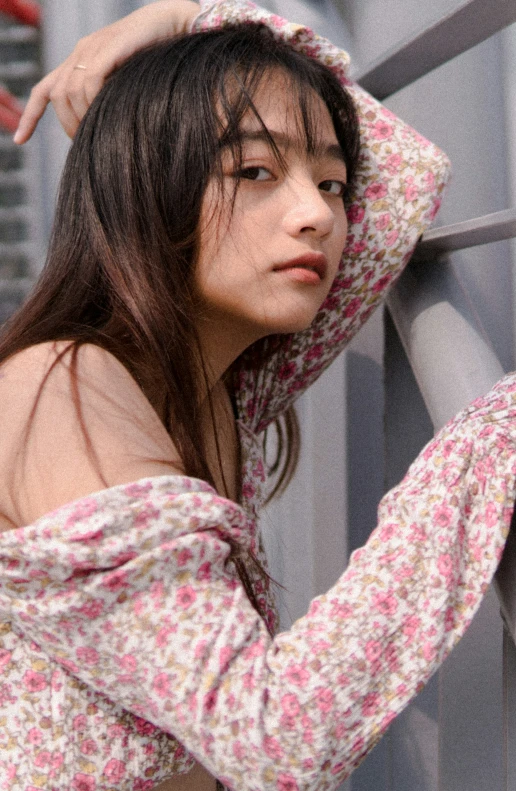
[272,253,328,282]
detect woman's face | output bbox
[195,70,349,354]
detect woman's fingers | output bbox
[14,66,83,142]
[65,72,102,132]
[13,1,201,144]
[13,72,56,143]
[48,92,82,140]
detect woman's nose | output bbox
[282,177,335,239]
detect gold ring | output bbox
[74,64,87,70]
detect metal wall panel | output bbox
[503,630,516,790]
[439,588,504,791]
[345,309,385,558]
[38,0,132,236]
[0,12,44,315]
[354,0,516,98]
[332,0,461,74]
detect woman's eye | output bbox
[319,179,346,197]
[238,166,273,181]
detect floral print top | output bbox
[2,2,513,791]
[2,386,516,791]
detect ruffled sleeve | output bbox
[1,375,515,791]
[193,0,451,433]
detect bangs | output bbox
[215,65,340,166]
[196,22,359,199]
[207,60,358,221]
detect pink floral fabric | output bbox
[1,3,507,791]
[1,377,516,790]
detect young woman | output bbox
[1,2,515,790]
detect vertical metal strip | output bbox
[503,627,516,790]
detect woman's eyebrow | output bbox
[228,130,347,165]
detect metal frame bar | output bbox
[417,208,516,256]
[354,0,516,99]
[387,259,516,644]
[386,259,504,431]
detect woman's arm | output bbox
[2,373,515,791]
[13,0,200,143]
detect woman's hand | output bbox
[13,0,200,144]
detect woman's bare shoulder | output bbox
[0,340,162,426]
[0,341,184,528]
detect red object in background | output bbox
[0,86,23,133]
[0,0,41,27]
[0,0,41,133]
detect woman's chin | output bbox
[260,309,320,336]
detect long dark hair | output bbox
[0,22,360,630]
